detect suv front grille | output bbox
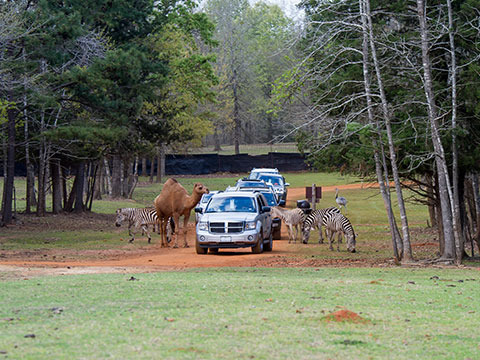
[209,222,244,233]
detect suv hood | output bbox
[201,213,258,223]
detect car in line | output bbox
[257,173,289,204]
[249,168,279,180]
[195,191,221,224]
[195,191,273,254]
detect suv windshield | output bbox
[258,175,284,186]
[260,192,277,206]
[205,197,256,213]
[201,193,215,203]
[237,180,267,188]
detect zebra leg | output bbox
[337,232,342,251]
[287,224,293,243]
[142,224,151,243]
[318,224,324,244]
[129,226,137,243]
[327,229,334,251]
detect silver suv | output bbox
[195,191,273,254]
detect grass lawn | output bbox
[195,142,299,155]
[1,267,479,359]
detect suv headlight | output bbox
[198,222,208,231]
[245,221,257,230]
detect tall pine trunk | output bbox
[51,159,62,214]
[1,103,17,225]
[417,0,456,261]
[73,161,85,213]
[364,0,412,261]
[111,155,122,198]
[359,0,401,261]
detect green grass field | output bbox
[1,267,479,359]
[195,142,299,155]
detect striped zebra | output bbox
[323,212,356,253]
[115,208,174,244]
[301,207,340,244]
[271,207,305,243]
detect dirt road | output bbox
[0,183,382,275]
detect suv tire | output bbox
[264,231,273,252]
[252,232,264,254]
[196,240,208,254]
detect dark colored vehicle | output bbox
[258,174,289,204]
[235,188,285,240]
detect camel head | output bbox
[193,183,209,196]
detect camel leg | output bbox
[172,213,181,248]
[182,212,190,248]
[160,218,168,248]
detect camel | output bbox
[154,178,209,248]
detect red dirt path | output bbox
[0,183,384,276]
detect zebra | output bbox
[301,207,341,244]
[271,207,305,243]
[115,208,174,244]
[323,212,356,253]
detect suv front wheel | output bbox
[196,239,208,254]
[252,231,264,254]
[264,230,273,252]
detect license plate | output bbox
[220,236,232,242]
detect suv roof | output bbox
[250,168,278,173]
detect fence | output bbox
[3,152,309,177]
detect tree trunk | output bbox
[141,157,147,176]
[111,155,122,198]
[149,156,155,183]
[417,0,455,262]
[73,161,85,213]
[364,0,413,261]
[425,174,437,228]
[156,148,162,183]
[94,161,103,200]
[51,159,62,214]
[232,69,241,155]
[160,144,166,180]
[1,104,17,225]
[471,172,480,253]
[446,0,464,264]
[213,127,222,152]
[359,0,401,261]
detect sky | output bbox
[255,0,304,21]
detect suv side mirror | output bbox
[262,206,271,213]
[285,183,290,187]
[195,208,203,214]
[278,200,286,206]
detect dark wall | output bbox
[164,152,309,175]
[3,152,309,176]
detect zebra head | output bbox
[115,209,126,227]
[302,226,311,244]
[346,232,356,253]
